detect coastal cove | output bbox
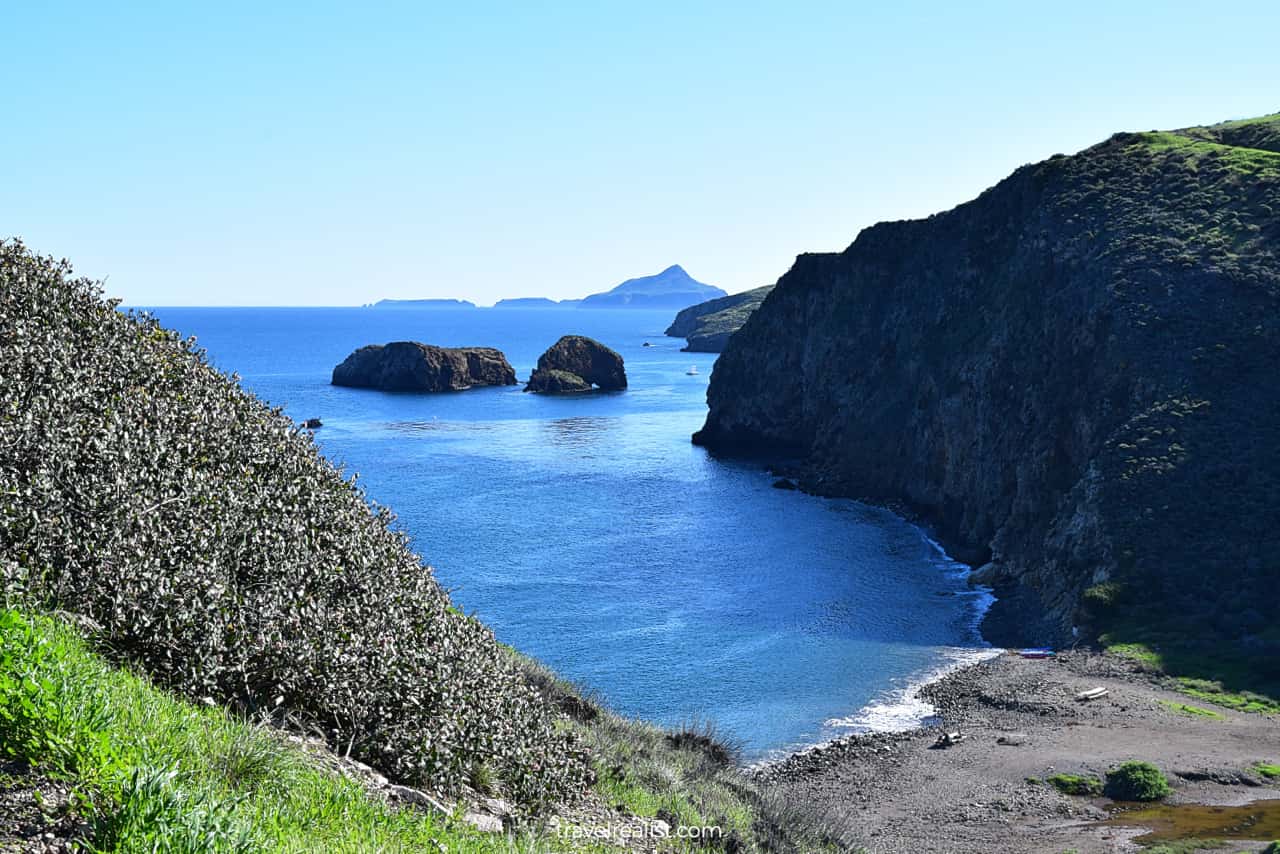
[140,305,995,759]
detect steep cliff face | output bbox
[695,115,1280,649]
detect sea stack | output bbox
[525,335,627,393]
[331,342,516,392]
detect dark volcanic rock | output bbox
[694,114,1280,650]
[525,335,627,393]
[524,368,592,394]
[332,342,516,392]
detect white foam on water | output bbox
[750,525,1002,770]
[822,645,1001,733]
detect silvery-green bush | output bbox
[0,239,588,810]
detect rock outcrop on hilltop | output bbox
[694,114,1280,655]
[665,285,774,352]
[525,335,626,393]
[332,342,516,391]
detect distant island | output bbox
[372,264,729,311]
[492,297,567,309]
[370,298,476,310]
[577,264,726,309]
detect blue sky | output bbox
[4,2,1278,306]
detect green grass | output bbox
[1175,678,1280,715]
[1253,763,1280,780]
[1158,700,1225,719]
[1108,642,1164,668]
[1140,840,1226,854]
[1132,131,1280,177]
[1047,774,1103,796]
[0,608,609,853]
[1100,633,1280,716]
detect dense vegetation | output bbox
[0,240,587,810]
[695,113,1280,699]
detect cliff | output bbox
[694,114,1280,657]
[665,285,774,352]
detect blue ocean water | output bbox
[141,306,993,759]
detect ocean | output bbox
[140,305,994,759]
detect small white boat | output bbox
[686,365,699,376]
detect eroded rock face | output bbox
[665,285,774,352]
[525,336,626,393]
[332,342,516,391]
[694,117,1280,649]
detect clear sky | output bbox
[4,1,1278,306]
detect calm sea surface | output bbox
[141,306,992,758]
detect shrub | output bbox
[0,240,588,811]
[1104,761,1171,801]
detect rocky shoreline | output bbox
[762,651,1280,853]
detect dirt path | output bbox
[762,652,1280,853]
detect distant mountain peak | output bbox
[577,264,727,310]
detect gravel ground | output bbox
[0,761,90,853]
[760,651,1280,853]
